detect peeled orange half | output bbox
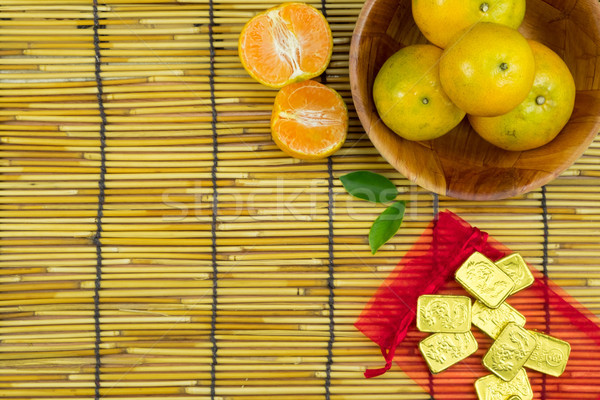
[271,80,348,160]
[239,3,333,88]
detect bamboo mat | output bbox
[0,1,599,399]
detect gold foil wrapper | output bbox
[419,331,478,374]
[474,369,533,400]
[417,295,471,333]
[495,253,534,295]
[524,330,571,377]
[483,323,537,381]
[472,300,526,339]
[455,252,515,309]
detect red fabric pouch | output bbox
[355,210,600,399]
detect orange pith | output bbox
[239,3,333,88]
[271,80,348,159]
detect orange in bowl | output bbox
[271,80,348,160]
[373,44,466,141]
[239,2,333,88]
[469,40,576,151]
[350,0,600,200]
[439,22,536,117]
[412,0,526,49]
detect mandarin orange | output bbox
[469,40,576,151]
[271,80,348,159]
[239,3,333,88]
[439,22,535,117]
[373,44,466,141]
[412,0,526,49]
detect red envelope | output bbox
[355,210,600,400]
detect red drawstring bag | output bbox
[355,210,600,399]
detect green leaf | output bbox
[369,201,406,254]
[340,171,398,203]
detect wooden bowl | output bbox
[350,0,600,200]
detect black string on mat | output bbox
[208,0,219,399]
[540,185,551,400]
[325,156,336,400]
[540,185,550,304]
[320,0,329,86]
[320,3,335,399]
[91,1,106,399]
[430,192,439,400]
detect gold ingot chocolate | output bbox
[483,323,537,381]
[524,330,571,377]
[472,300,526,339]
[495,253,534,295]
[455,252,515,309]
[474,369,533,400]
[419,331,478,374]
[416,295,471,333]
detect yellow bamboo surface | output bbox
[0,1,599,400]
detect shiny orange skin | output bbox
[439,22,536,117]
[372,44,466,141]
[412,0,526,49]
[469,40,576,151]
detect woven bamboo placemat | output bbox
[0,1,598,399]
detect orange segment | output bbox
[271,80,348,159]
[239,3,333,88]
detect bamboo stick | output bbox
[39,59,243,72]
[0,3,112,9]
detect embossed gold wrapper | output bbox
[416,295,471,333]
[495,253,534,295]
[483,323,537,381]
[474,369,533,400]
[455,251,515,308]
[418,331,478,374]
[524,330,571,377]
[472,300,526,339]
